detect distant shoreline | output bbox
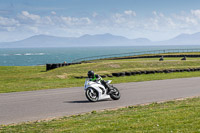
[1,46,200,66]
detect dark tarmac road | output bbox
[1,77,200,125]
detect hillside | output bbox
[1,32,200,48]
[0,33,151,48]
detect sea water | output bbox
[1,45,200,66]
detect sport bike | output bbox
[84,78,120,102]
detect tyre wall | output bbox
[46,62,81,71]
[74,68,200,79]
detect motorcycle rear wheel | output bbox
[85,88,99,102]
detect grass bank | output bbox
[1,97,200,132]
[1,56,200,93]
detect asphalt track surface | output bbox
[1,77,200,125]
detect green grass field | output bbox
[1,56,200,93]
[1,53,200,132]
[1,97,200,132]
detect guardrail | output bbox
[72,48,200,63]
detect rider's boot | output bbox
[107,88,114,95]
[106,85,114,95]
[101,80,113,95]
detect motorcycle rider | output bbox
[87,70,111,94]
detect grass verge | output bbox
[1,56,200,93]
[1,97,200,132]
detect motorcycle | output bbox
[84,78,120,102]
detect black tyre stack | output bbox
[46,62,81,71]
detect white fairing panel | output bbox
[106,80,112,84]
[84,78,110,100]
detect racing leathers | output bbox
[90,74,110,94]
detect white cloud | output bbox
[124,10,136,16]
[0,16,19,26]
[6,27,16,31]
[185,17,198,25]
[0,16,19,32]
[80,17,91,24]
[2,9,200,42]
[27,26,39,33]
[51,11,56,15]
[43,16,54,25]
[152,11,157,16]
[92,12,98,17]
[191,9,200,18]
[112,13,125,24]
[16,11,92,29]
[20,11,41,22]
[61,16,91,25]
[152,11,165,18]
[173,12,198,25]
[111,10,136,24]
[149,11,178,30]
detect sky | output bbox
[1,0,200,42]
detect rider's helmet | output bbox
[88,70,94,78]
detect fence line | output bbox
[72,48,200,63]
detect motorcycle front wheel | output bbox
[110,87,120,100]
[85,88,99,102]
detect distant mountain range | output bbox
[0,32,200,48]
[155,32,200,45]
